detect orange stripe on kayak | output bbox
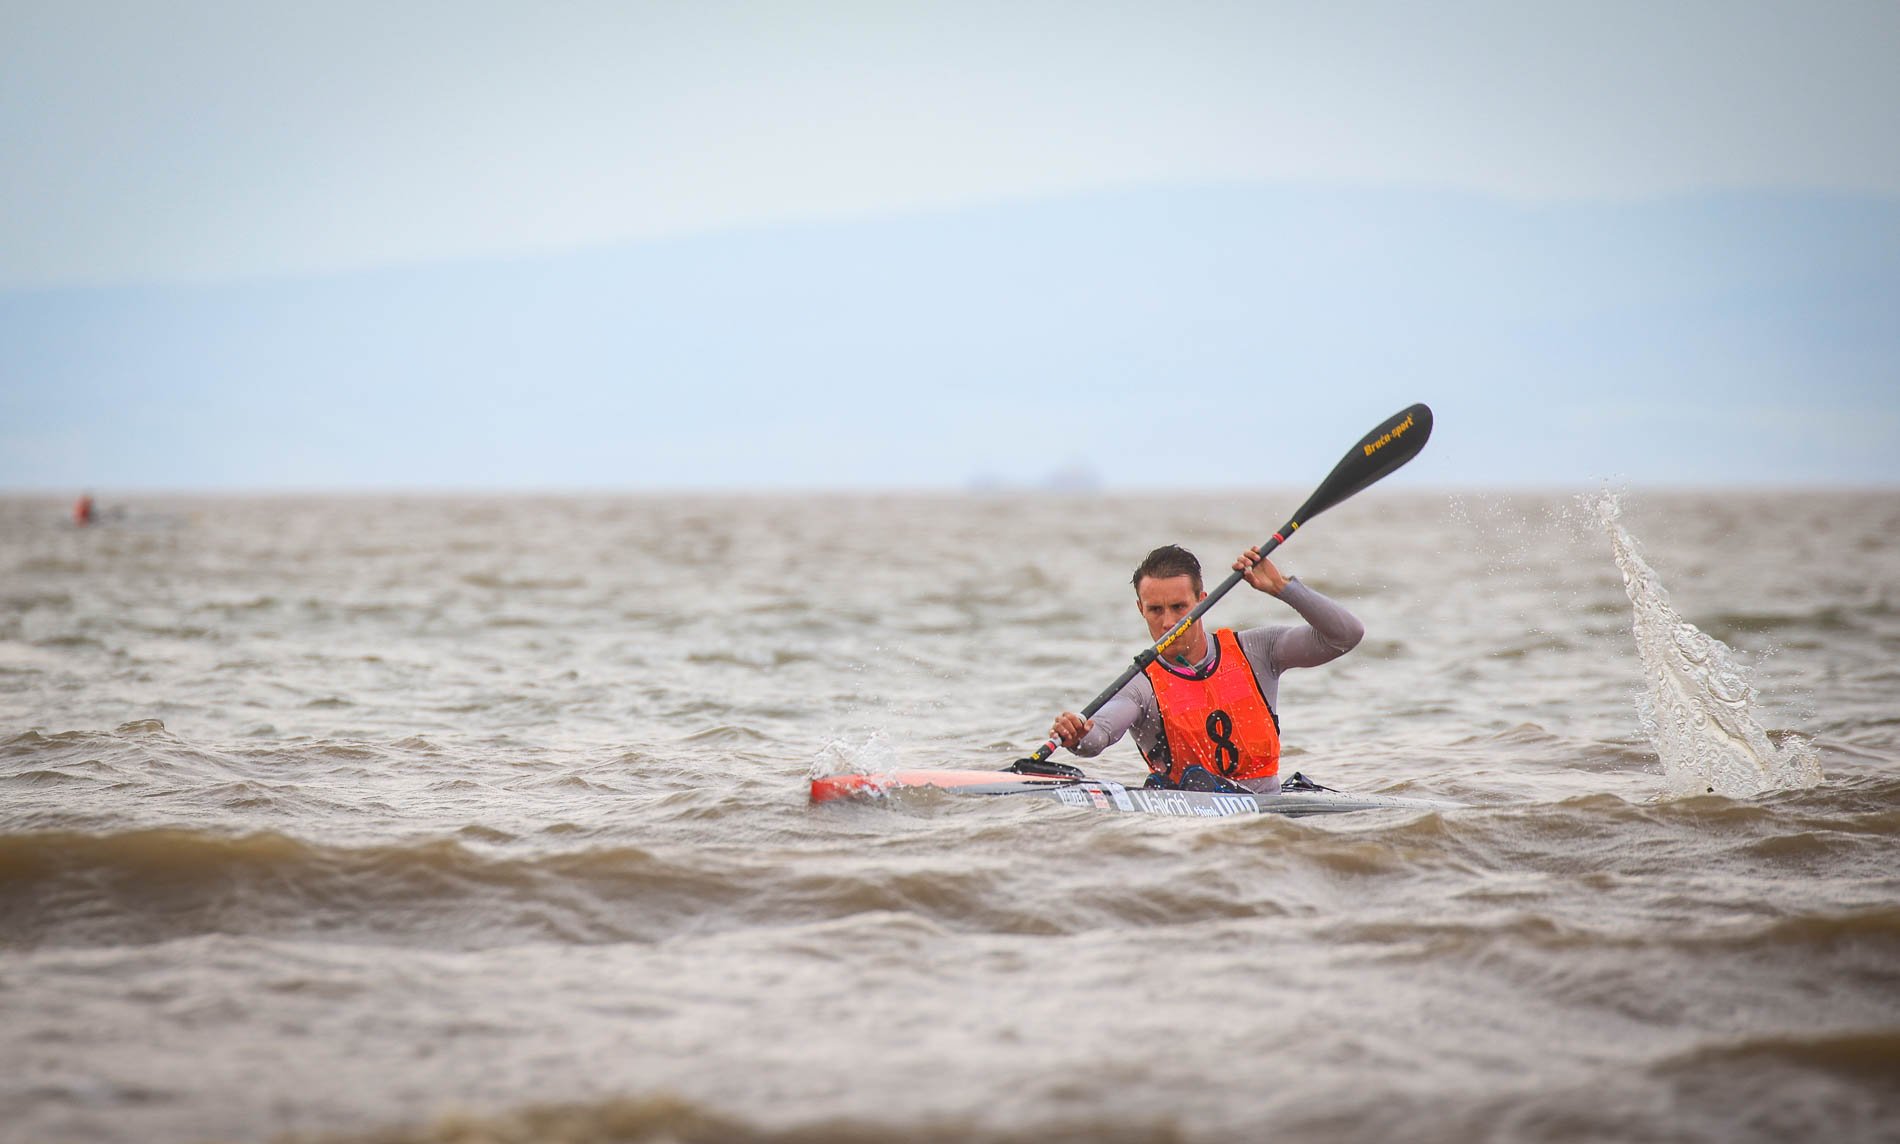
[809,770,1076,803]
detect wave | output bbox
[0,816,1444,950]
[1701,604,1881,638]
[1644,1029,1900,1141]
[1658,1028,1900,1082]
[1313,904,1900,998]
[0,823,1200,949]
[273,1092,1188,1144]
[0,589,73,610]
[267,1033,1900,1144]
[0,828,737,950]
[458,573,587,591]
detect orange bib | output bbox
[1141,628,1281,783]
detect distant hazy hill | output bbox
[4,185,1896,488]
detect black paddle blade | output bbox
[1005,757,1086,778]
[1289,403,1433,525]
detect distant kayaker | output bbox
[73,493,95,527]
[1049,544,1363,795]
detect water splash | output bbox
[808,731,899,779]
[1593,494,1821,798]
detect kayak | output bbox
[809,769,1459,818]
[811,407,1444,822]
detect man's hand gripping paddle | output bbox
[1008,403,1434,778]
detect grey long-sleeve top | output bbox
[1064,578,1364,791]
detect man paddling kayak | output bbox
[1048,544,1363,795]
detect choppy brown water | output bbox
[2,490,1897,1144]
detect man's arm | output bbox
[1252,579,1364,669]
[1051,677,1153,757]
[1232,547,1363,669]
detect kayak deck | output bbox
[809,769,1458,818]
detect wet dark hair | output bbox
[1132,544,1202,594]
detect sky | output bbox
[2,1,1898,489]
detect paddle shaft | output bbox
[1016,402,1433,770]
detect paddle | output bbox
[1008,402,1434,777]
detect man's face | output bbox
[1135,574,1207,646]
